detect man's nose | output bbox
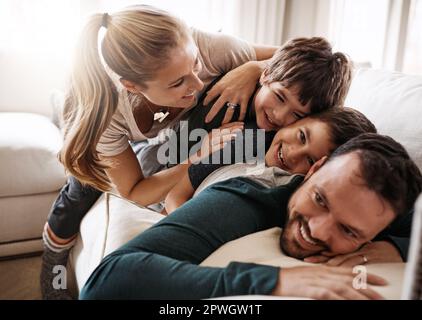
[308,215,334,244]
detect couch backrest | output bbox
[345,68,422,172]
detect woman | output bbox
[41,4,278,299]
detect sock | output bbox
[40,225,75,300]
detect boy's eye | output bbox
[307,157,315,166]
[293,112,304,120]
[314,192,326,208]
[299,129,306,144]
[275,93,284,103]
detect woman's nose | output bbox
[190,73,204,92]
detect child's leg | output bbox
[40,176,102,300]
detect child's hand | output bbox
[188,122,244,164]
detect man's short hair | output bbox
[264,37,352,113]
[328,133,422,216]
[309,107,377,152]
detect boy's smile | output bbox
[265,117,335,174]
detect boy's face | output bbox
[253,77,311,131]
[265,117,335,174]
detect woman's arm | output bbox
[165,172,195,214]
[104,146,190,206]
[204,44,280,124]
[103,122,244,207]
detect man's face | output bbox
[281,153,396,259]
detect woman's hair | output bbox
[309,107,377,152]
[59,5,190,191]
[263,37,353,113]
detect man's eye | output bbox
[341,225,357,238]
[299,130,306,144]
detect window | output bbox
[403,0,422,75]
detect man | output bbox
[80,133,422,300]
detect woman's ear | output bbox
[304,156,328,181]
[120,78,140,94]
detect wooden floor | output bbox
[0,255,42,300]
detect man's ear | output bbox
[304,156,328,181]
[120,78,140,94]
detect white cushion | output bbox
[345,68,422,171]
[201,228,405,300]
[0,112,66,197]
[69,194,164,292]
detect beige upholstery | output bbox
[67,68,422,299]
[201,228,405,300]
[0,112,66,257]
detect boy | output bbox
[165,107,376,213]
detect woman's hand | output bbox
[304,241,403,267]
[274,265,387,300]
[204,61,266,124]
[188,122,244,164]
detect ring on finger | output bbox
[360,254,369,264]
[227,102,239,110]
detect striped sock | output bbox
[42,224,76,253]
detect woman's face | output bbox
[253,80,311,131]
[124,38,204,108]
[265,117,335,174]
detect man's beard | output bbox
[279,213,326,260]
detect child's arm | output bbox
[165,172,196,214]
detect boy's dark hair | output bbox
[309,107,377,152]
[264,37,352,113]
[328,133,422,216]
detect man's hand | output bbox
[273,266,387,300]
[204,61,265,124]
[304,241,403,267]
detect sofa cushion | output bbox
[201,227,405,300]
[0,112,66,197]
[345,68,422,171]
[69,193,164,293]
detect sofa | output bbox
[66,67,421,298]
[0,111,66,258]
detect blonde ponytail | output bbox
[59,5,190,191]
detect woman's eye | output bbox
[307,157,315,166]
[299,130,306,144]
[171,80,184,88]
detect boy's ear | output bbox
[304,156,328,181]
[259,69,270,85]
[120,78,141,94]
